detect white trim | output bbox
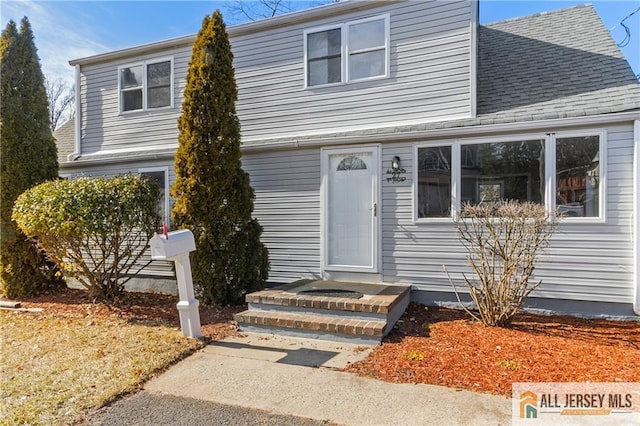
[455,132,547,145]
[304,13,390,88]
[321,145,380,275]
[411,131,609,224]
[118,56,174,114]
[545,133,556,216]
[138,166,170,226]
[451,140,461,219]
[68,64,81,161]
[69,0,396,66]
[60,150,176,169]
[58,173,72,179]
[346,14,390,83]
[469,0,478,118]
[412,142,455,223]
[78,143,177,157]
[118,60,144,112]
[552,130,607,224]
[633,120,640,315]
[242,111,640,151]
[303,23,342,89]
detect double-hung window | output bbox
[119,58,173,113]
[414,133,605,221]
[305,15,389,87]
[307,28,342,86]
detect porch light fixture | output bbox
[386,155,406,184]
[391,156,401,171]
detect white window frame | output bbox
[550,130,606,224]
[139,166,170,226]
[303,14,390,89]
[412,142,456,223]
[412,131,607,224]
[118,56,174,114]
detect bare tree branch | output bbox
[226,0,335,23]
[45,77,74,131]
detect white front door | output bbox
[323,147,379,272]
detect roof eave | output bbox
[69,0,396,66]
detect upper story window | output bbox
[119,58,173,113]
[305,15,389,88]
[307,28,342,86]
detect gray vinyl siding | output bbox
[242,149,322,283]
[64,123,635,306]
[79,47,187,155]
[381,123,635,304]
[78,0,472,155]
[66,151,324,285]
[234,0,472,142]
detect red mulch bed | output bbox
[345,303,640,396]
[9,291,639,396]
[11,288,242,341]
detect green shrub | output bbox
[171,10,268,305]
[446,201,559,327]
[12,176,160,301]
[1,18,62,298]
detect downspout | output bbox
[469,0,478,118]
[67,64,81,161]
[634,120,640,315]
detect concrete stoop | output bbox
[234,280,411,344]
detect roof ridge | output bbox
[483,3,592,27]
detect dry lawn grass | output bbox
[1,290,240,425]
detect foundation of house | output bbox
[234,280,411,345]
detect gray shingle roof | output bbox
[476,4,639,120]
[53,117,75,164]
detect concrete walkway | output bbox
[89,333,512,425]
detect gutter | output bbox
[60,150,175,169]
[241,110,640,152]
[61,111,640,169]
[634,120,640,315]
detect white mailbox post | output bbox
[150,229,202,338]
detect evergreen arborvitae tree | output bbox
[171,11,268,305]
[0,18,63,298]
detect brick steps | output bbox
[246,288,407,314]
[235,281,411,344]
[234,310,385,338]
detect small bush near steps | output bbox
[446,201,560,327]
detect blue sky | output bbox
[2,0,639,86]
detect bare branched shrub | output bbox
[445,201,559,327]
